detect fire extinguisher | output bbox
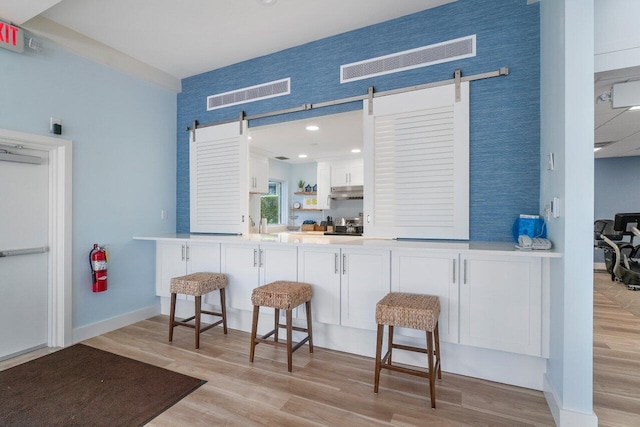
[90,244,108,292]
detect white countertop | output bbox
[134,232,562,258]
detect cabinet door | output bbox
[249,151,269,194]
[221,243,259,310]
[348,158,364,186]
[156,241,187,297]
[316,162,332,209]
[297,246,341,325]
[185,242,222,306]
[391,250,459,343]
[259,244,297,285]
[459,254,542,356]
[341,248,391,330]
[330,161,350,186]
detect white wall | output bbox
[0,40,176,330]
[540,0,597,425]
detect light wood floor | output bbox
[2,275,639,426]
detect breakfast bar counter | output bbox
[135,233,561,391]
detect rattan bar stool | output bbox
[249,281,313,372]
[374,292,442,408]
[169,272,228,349]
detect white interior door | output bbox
[0,148,49,360]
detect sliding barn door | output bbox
[363,83,470,239]
[190,121,249,234]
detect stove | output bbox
[324,225,363,236]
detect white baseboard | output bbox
[72,304,160,344]
[544,373,598,427]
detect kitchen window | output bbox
[261,180,286,225]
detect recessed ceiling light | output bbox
[305,125,319,131]
[351,149,361,153]
[594,147,602,152]
[629,106,640,111]
[248,136,253,140]
[298,154,308,158]
[257,0,277,5]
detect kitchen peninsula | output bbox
[135,233,561,391]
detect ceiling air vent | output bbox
[340,35,476,83]
[274,156,289,160]
[207,78,291,111]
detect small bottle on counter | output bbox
[326,216,334,233]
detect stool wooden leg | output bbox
[426,330,436,408]
[388,325,394,366]
[220,288,228,334]
[169,293,177,342]
[305,300,314,353]
[195,296,202,349]
[286,309,293,372]
[434,321,442,379]
[374,323,383,393]
[250,305,259,363]
[274,308,280,343]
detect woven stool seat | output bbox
[170,272,227,296]
[375,292,440,332]
[251,281,312,310]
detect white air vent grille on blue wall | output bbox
[340,35,476,83]
[207,78,291,110]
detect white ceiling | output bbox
[594,66,640,158]
[1,0,455,80]
[248,110,362,164]
[3,0,639,158]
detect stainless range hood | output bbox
[330,185,363,200]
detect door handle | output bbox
[253,249,257,267]
[186,245,190,261]
[342,254,347,274]
[259,249,264,267]
[181,245,185,261]
[453,259,456,283]
[463,259,467,284]
[334,253,339,274]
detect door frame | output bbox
[0,128,72,349]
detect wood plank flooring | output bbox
[2,273,639,426]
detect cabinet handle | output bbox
[253,249,257,267]
[345,172,348,184]
[334,253,339,274]
[349,172,352,183]
[259,249,264,267]
[181,245,185,261]
[342,254,347,274]
[186,245,190,261]
[453,259,456,283]
[463,259,467,284]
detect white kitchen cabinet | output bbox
[249,151,269,194]
[297,246,342,325]
[330,158,363,187]
[459,254,542,356]
[221,242,297,311]
[155,241,221,298]
[316,162,332,210]
[391,250,459,343]
[340,248,391,330]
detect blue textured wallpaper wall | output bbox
[177,0,540,241]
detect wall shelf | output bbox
[292,208,323,212]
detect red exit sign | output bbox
[0,20,24,53]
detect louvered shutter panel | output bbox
[190,122,248,233]
[363,83,469,239]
